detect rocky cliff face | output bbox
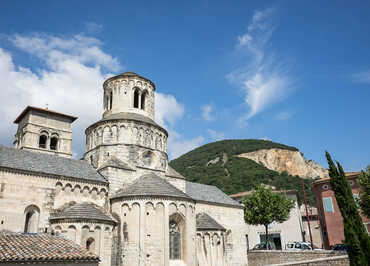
[236,148,328,179]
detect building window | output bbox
[24,205,40,233]
[134,89,139,108]
[323,197,334,213]
[169,220,181,260]
[353,194,360,207]
[50,136,58,150]
[246,234,249,250]
[39,135,47,149]
[109,91,113,110]
[141,91,146,110]
[86,237,95,253]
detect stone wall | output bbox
[195,203,247,266]
[1,262,99,266]
[248,250,348,266]
[0,169,108,233]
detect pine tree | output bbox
[325,152,370,266]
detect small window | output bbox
[349,180,355,187]
[322,184,329,190]
[169,220,181,260]
[134,89,139,108]
[86,238,95,253]
[246,234,249,250]
[50,137,58,150]
[141,92,146,110]
[323,197,334,213]
[39,135,47,149]
[353,194,360,207]
[109,91,113,110]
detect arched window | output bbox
[169,220,181,260]
[24,205,40,233]
[86,237,95,253]
[109,91,113,110]
[50,136,58,150]
[141,91,146,110]
[39,135,47,149]
[134,89,139,108]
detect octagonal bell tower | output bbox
[102,71,155,120]
[84,72,172,194]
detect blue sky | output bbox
[0,0,369,171]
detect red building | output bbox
[312,172,370,249]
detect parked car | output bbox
[251,242,277,250]
[332,244,347,251]
[286,241,323,251]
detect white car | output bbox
[286,241,323,251]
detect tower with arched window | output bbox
[13,106,77,158]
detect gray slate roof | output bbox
[98,156,134,171]
[0,146,107,183]
[50,202,115,224]
[196,213,226,231]
[186,181,242,207]
[112,174,192,200]
[166,165,185,179]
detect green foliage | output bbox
[326,152,370,266]
[243,186,295,248]
[170,139,315,205]
[359,165,370,218]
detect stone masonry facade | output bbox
[0,71,247,266]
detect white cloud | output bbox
[167,130,204,159]
[155,93,184,128]
[0,33,200,160]
[201,104,214,121]
[228,8,293,121]
[351,70,370,84]
[275,111,293,120]
[207,129,224,141]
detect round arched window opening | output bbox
[39,135,47,149]
[134,89,140,108]
[169,220,181,260]
[50,136,58,150]
[141,91,147,110]
[86,238,95,253]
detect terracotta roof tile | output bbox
[0,232,99,263]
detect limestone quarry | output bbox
[236,148,328,179]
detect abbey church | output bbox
[0,72,247,266]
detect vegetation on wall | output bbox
[326,152,370,265]
[170,139,315,205]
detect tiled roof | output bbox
[111,174,192,200]
[196,213,226,231]
[50,202,116,224]
[0,232,99,263]
[229,189,298,199]
[14,106,77,124]
[165,165,185,179]
[185,181,242,207]
[313,172,361,185]
[0,146,107,183]
[98,156,134,171]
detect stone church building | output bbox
[0,72,247,266]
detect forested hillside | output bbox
[169,139,315,205]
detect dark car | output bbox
[332,244,347,251]
[251,242,276,250]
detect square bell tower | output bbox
[13,106,77,158]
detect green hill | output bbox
[169,139,315,205]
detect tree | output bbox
[242,186,295,249]
[359,165,370,218]
[325,152,370,266]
